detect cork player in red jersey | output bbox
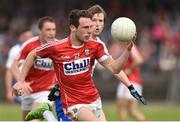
[12,16,58,121]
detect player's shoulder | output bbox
[89,37,102,42]
[37,37,68,50]
[53,38,68,45]
[21,36,39,49]
[45,37,68,47]
[88,37,106,46]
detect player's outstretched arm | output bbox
[114,70,131,87]
[106,35,135,74]
[101,39,134,75]
[110,42,133,74]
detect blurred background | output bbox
[0,0,179,121]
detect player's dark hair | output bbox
[87,4,107,21]
[68,9,92,28]
[38,16,55,29]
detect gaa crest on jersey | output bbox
[63,57,90,75]
[85,49,90,55]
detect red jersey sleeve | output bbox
[18,43,34,60]
[95,41,110,62]
[17,37,40,60]
[36,42,54,58]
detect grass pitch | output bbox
[0,102,180,121]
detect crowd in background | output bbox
[0,0,179,101]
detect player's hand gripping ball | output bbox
[111,17,136,43]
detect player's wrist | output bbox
[128,84,134,90]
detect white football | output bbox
[111,17,136,43]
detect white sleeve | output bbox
[5,45,20,68]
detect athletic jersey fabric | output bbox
[36,37,110,108]
[17,36,56,93]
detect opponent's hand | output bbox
[48,84,60,101]
[128,84,147,105]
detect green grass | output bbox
[0,103,21,121]
[103,102,180,121]
[0,102,180,121]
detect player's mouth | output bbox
[95,28,100,31]
[48,36,55,40]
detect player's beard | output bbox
[75,33,89,44]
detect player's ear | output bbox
[70,25,76,32]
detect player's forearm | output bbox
[111,48,131,74]
[114,70,131,87]
[10,60,22,82]
[21,50,36,82]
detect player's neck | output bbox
[91,35,96,40]
[39,35,46,45]
[70,33,84,46]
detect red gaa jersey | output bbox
[17,36,56,93]
[36,37,110,108]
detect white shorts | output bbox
[21,91,52,110]
[117,82,142,100]
[67,98,102,119]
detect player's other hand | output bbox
[128,84,147,105]
[48,84,60,101]
[13,81,33,96]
